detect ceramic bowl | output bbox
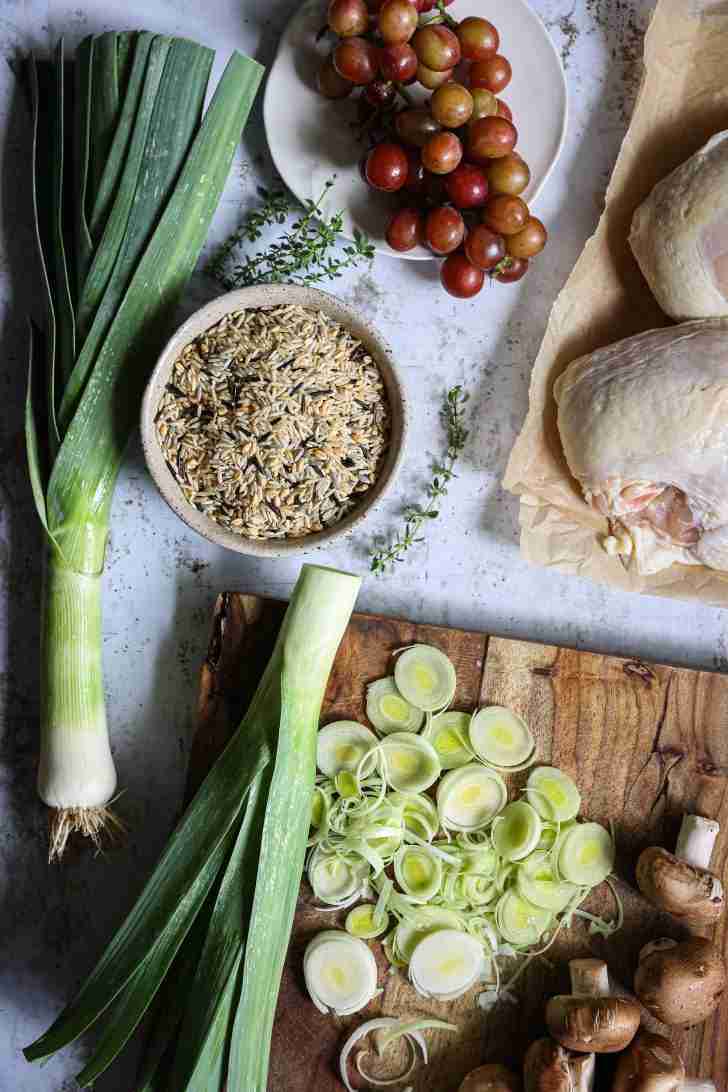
[140,284,407,558]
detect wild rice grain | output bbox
[155,305,391,540]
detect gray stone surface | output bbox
[0,0,723,1089]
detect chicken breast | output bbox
[630,132,728,321]
[554,320,728,575]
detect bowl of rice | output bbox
[140,284,407,557]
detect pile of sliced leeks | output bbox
[24,564,362,1091]
[303,644,622,1014]
[26,31,262,859]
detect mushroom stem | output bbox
[675,815,720,870]
[569,958,610,998]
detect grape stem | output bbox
[369,386,469,575]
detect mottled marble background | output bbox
[0,0,722,1089]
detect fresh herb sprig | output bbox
[370,385,469,575]
[206,179,374,289]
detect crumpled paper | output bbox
[504,0,728,606]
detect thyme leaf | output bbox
[370,385,469,575]
[206,179,375,289]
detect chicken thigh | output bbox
[554,320,728,575]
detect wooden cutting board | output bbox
[190,593,728,1092]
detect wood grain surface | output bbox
[191,593,728,1092]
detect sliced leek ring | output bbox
[394,845,443,903]
[366,677,425,735]
[436,764,507,832]
[516,851,579,911]
[304,930,378,1015]
[379,733,441,793]
[526,766,581,823]
[345,904,389,939]
[490,801,542,862]
[394,645,457,712]
[394,907,465,963]
[495,890,553,946]
[469,706,535,769]
[409,928,484,1000]
[389,790,439,842]
[317,721,378,778]
[557,822,615,887]
[308,847,369,906]
[422,711,473,769]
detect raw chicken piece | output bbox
[630,132,728,321]
[554,320,728,575]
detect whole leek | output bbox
[24,563,362,1089]
[25,33,263,858]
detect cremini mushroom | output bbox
[612,1029,716,1092]
[524,1037,595,1092]
[634,936,726,1027]
[546,957,641,1053]
[459,1062,522,1092]
[636,815,724,926]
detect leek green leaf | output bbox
[88,33,121,208]
[50,41,76,386]
[73,36,94,296]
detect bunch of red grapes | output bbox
[317,0,548,298]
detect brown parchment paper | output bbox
[503,0,728,607]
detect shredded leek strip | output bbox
[375,1019,458,1054]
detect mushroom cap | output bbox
[459,1062,522,1092]
[636,846,724,926]
[634,936,726,1027]
[523,1037,594,1092]
[545,993,641,1053]
[612,1029,685,1092]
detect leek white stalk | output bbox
[39,555,119,857]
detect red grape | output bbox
[444,162,488,208]
[364,78,396,108]
[365,142,409,190]
[441,253,484,297]
[496,99,512,121]
[494,256,528,282]
[425,205,465,254]
[456,17,499,61]
[404,149,426,191]
[470,55,512,93]
[464,224,505,269]
[412,25,461,71]
[483,194,528,235]
[470,87,498,121]
[328,0,369,36]
[387,206,425,250]
[334,37,380,84]
[416,62,454,89]
[421,130,462,174]
[467,116,517,161]
[487,153,530,195]
[379,0,418,44]
[395,107,441,147]
[506,216,547,258]
[379,42,417,82]
[430,82,473,128]
[317,56,353,99]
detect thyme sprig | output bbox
[370,385,469,575]
[206,179,374,289]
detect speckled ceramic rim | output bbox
[140,284,408,558]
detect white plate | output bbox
[263,0,568,260]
